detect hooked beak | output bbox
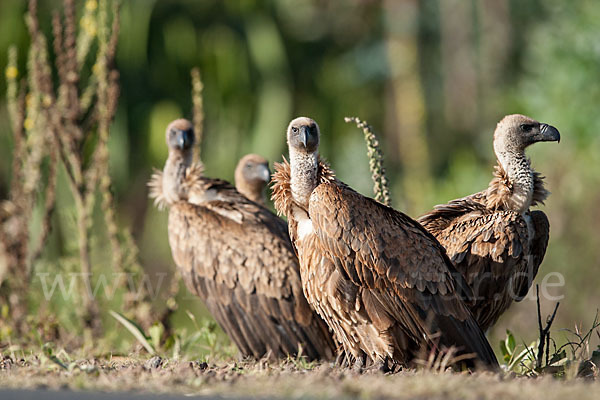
[174,129,193,150]
[257,164,271,183]
[539,123,561,143]
[300,126,309,148]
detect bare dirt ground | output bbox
[1,355,599,400]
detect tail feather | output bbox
[434,314,498,369]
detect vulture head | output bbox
[287,117,320,154]
[494,114,560,155]
[166,118,195,154]
[149,119,197,210]
[235,154,271,204]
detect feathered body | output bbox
[273,117,498,369]
[149,119,336,360]
[418,114,559,331]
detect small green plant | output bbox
[499,330,538,374]
[111,308,234,361]
[178,310,232,360]
[500,288,599,378]
[500,287,564,376]
[285,344,317,371]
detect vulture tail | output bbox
[433,314,499,369]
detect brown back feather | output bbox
[164,162,336,360]
[274,159,497,368]
[417,162,550,331]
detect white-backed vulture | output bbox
[149,119,336,361]
[234,154,271,205]
[272,117,498,370]
[418,114,559,331]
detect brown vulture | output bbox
[418,114,559,331]
[234,154,272,205]
[272,117,498,370]
[149,119,336,361]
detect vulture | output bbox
[234,154,272,204]
[272,117,498,370]
[418,114,560,331]
[149,119,336,361]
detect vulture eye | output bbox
[292,127,299,133]
[520,124,534,132]
[245,163,252,169]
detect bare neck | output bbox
[162,151,193,203]
[494,143,533,213]
[289,148,319,208]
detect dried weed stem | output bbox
[344,116,391,206]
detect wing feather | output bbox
[418,195,540,330]
[168,183,335,360]
[514,210,549,300]
[307,182,497,366]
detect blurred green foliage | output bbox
[0,0,599,354]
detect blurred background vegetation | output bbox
[0,0,598,357]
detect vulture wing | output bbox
[515,210,549,300]
[418,196,548,330]
[307,181,498,366]
[168,178,335,360]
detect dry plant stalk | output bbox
[0,47,36,326]
[535,285,560,370]
[344,117,391,206]
[1,0,139,337]
[415,345,474,373]
[0,0,62,327]
[191,67,205,162]
[94,0,123,275]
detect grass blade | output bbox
[109,310,156,355]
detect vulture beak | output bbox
[538,123,561,143]
[174,129,193,150]
[300,126,309,148]
[258,165,271,183]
